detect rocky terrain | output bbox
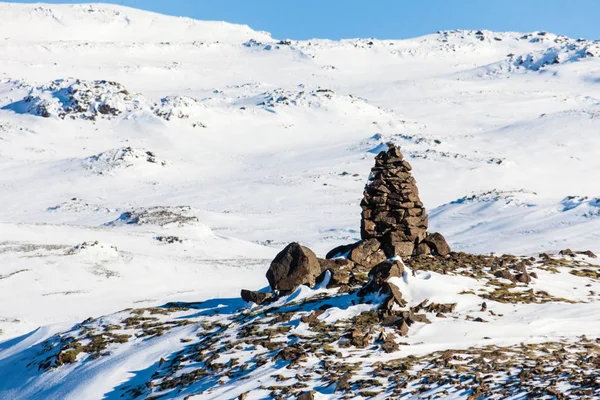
[1,3,600,399]
[3,144,600,399]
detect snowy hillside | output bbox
[1,3,600,399]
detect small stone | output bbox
[581,250,597,258]
[240,289,273,305]
[381,333,399,353]
[559,248,575,257]
[382,282,404,308]
[398,320,410,336]
[297,391,316,400]
[494,269,516,282]
[336,372,352,392]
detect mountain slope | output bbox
[0,3,600,399]
[0,3,271,43]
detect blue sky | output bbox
[9,0,600,40]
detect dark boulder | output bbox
[494,269,516,282]
[423,232,451,256]
[266,243,321,292]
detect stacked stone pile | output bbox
[360,143,449,257]
[241,143,458,328]
[361,144,428,256]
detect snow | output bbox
[0,2,600,399]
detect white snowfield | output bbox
[0,3,599,399]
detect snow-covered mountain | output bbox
[1,3,599,399]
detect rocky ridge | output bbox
[1,79,207,124]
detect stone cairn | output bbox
[242,143,452,320]
[360,144,430,257]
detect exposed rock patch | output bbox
[82,147,167,174]
[2,79,207,124]
[109,206,198,227]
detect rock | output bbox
[336,372,352,392]
[381,232,415,258]
[317,258,355,287]
[266,243,322,292]
[297,391,316,400]
[348,239,380,263]
[364,260,404,292]
[410,314,431,324]
[350,328,370,348]
[494,269,516,282]
[240,289,273,305]
[423,232,451,256]
[425,303,457,314]
[580,250,597,259]
[276,345,306,361]
[301,310,324,326]
[516,271,531,284]
[382,282,404,309]
[370,259,404,281]
[398,320,410,336]
[415,242,431,256]
[348,239,386,268]
[559,248,575,257]
[381,333,399,353]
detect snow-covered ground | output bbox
[0,3,599,399]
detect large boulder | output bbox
[266,243,321,292]
[422,232,451,256]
